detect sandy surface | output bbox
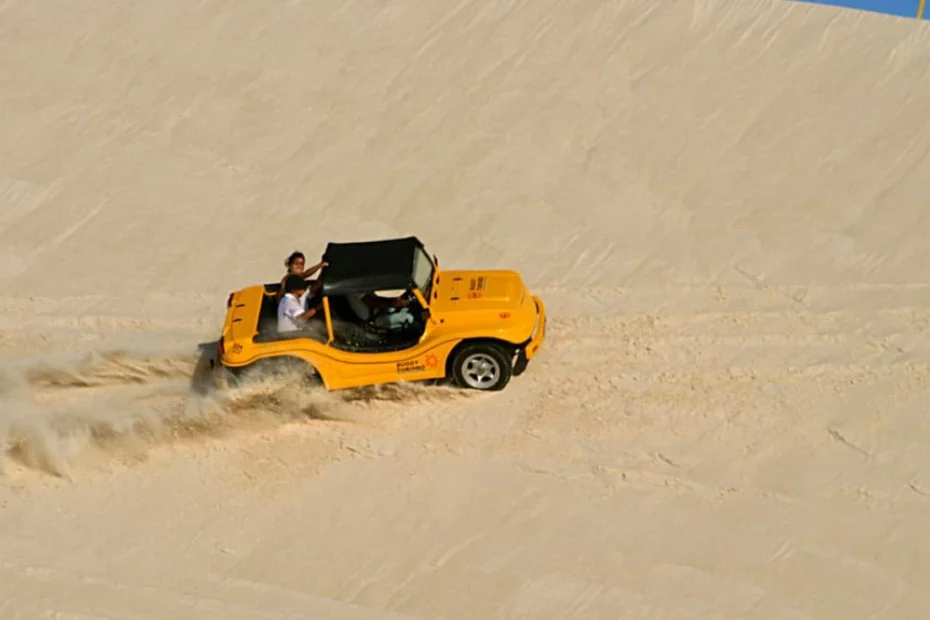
[2,0,930,618]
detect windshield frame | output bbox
[411,246,435,304]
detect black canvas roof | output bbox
[320,236,424,296]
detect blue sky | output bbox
[788,0,923,18]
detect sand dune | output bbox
[2,0,929,618]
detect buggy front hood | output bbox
[431,269,527,313]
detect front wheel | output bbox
[450,343,513,391]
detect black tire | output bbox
[450,342,513,391]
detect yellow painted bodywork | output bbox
[215,267,546,391]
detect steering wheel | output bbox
[364,291,418,333]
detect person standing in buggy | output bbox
[275,251,327,303]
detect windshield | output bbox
[412,247,435,302]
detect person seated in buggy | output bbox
[345,289,418,333]
[318,236,433,348]
[277,274,324,333]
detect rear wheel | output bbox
[450,342,513,391]
[233,357,321,388]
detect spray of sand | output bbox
[0,344,468,478]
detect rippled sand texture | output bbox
[1,1,929,618]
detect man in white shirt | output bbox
[278,274,322,333]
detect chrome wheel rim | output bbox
[461,353,500,389]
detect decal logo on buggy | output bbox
[231,343,243,354]
[397,359,426,374]
[424,354,439,369]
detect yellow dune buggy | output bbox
[212,236,546,392]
